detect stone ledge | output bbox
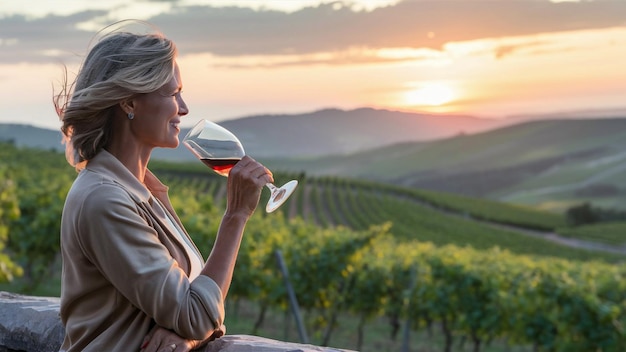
[0,291,354,352]
[203,335,352,352]
[0,291,63,352]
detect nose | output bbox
[177,95,189,116]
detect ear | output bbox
[119,99,135,115]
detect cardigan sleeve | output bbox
[75,182,224,340]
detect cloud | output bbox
[209,48,433,69]
[1,0,625,65]
[153,1,626,56]
[493,40,553,59]
[0,11,106,64]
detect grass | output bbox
[556,222,626,246]
[0,263,537,352]
[225,299,534,352]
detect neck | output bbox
[106,113,153,183]
[106,145,151,183]
[106,131,152,184]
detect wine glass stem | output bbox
[266,183,278,193]
[266,182,286,202]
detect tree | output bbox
[0,168,23,283]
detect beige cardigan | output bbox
[59,150,224,351]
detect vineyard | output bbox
[2,142,626,351]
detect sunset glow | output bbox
[1,1,626,129]
[403,82,457,107]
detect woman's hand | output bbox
[225,155,273,217]
[140,326,203,352]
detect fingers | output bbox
[142,340,191,352]
[141,327,193,352]
[224,156,273,215]
[231,156,273,185]
[159,343,177,352]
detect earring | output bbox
[128,112,134,120]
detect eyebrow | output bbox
[169,82,182,92]
[158,85,181,96]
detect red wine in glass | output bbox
[183,119,298,212]
[201,158,240,177]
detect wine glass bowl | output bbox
[183,119,298,213]
[183,120,244,176]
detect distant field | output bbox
[557,222,626,246]
[261,118,626,213]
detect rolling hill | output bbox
[3,109,625,212]
[0,107,505,160]
[217,107,505,157]
[268,118,626,212]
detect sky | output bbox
[1,0,626,130]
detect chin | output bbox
[161,139,179,149]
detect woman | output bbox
[54,22,272,352]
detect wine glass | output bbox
[182,119,298,213]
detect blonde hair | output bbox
[54,21,177,169]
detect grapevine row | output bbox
[3,143,626,351]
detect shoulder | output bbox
[63,170,142,227]
[63,170,157,254]
[68,170,133,206]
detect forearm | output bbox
[200,155,269,298]
[200,211,248,298]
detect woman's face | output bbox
[130,61,188,149]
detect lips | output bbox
[170,120,180,130]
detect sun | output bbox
[403,82,457,107]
